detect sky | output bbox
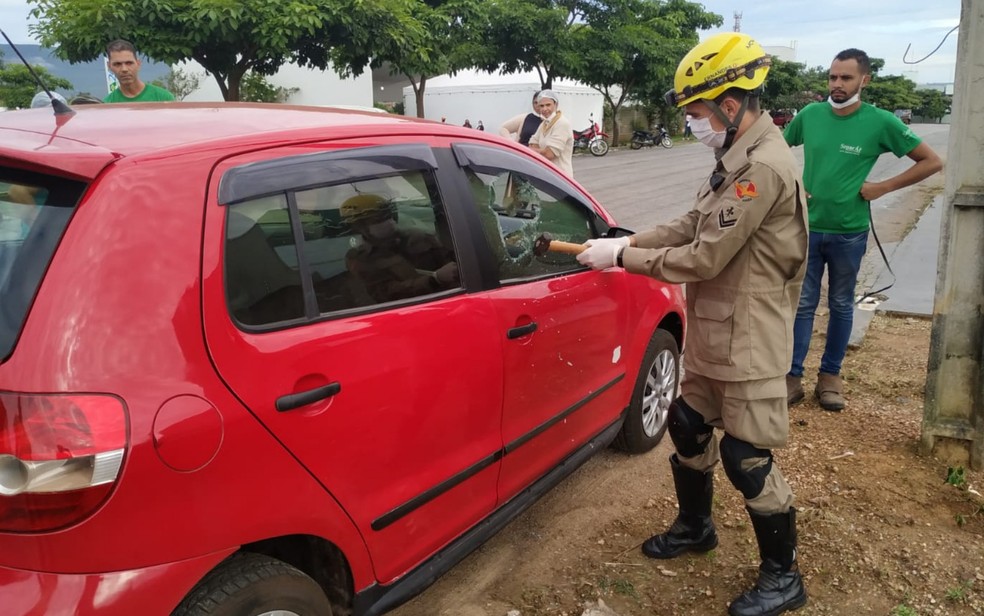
[0,0,963,85]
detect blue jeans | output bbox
[790,231,869,377]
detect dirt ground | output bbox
[390,315,983,616]
[390,173,984,616]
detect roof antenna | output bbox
[0,28,75,116]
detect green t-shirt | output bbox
[103,83,175,103]
[784,102,922,234]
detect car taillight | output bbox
[0,393,127,533]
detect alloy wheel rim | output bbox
[641,349,677,437]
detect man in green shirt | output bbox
[103,39,175,103]
[784,48,942,412]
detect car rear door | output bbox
[448,143,632,504]
[201,139,504,584]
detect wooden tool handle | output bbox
[549,240,586,255]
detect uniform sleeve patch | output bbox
[718,204,739,229]
[735,179,759,201]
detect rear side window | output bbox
[0,170,86,360]
[225,169,459,327]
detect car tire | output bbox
[173,553,333,616]
[614,329,679,454]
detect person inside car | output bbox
[342,194,458,303]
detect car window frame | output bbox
[218,143,464,332]
[449,142,611,285]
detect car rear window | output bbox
[0,169,86,360]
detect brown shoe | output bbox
[815,372,845,411]
[786,375,804,406]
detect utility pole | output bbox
[923,0,984,469]
[733,11,743,32]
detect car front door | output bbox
[450,143,632,504]
[201,141,503,583]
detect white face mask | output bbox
[828,92,860,109]
[690,116,727,149]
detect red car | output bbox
[0,103,685,616]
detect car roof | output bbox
[0,103,467,179]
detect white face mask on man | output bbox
[828,91,860,109]
[689,116,727,149]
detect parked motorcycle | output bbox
[630,125,673,149]
[573,114,610,156]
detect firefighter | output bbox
[577,32,809,616]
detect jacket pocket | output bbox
[693,298,735,365]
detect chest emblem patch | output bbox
[735,179,759,201]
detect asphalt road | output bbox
[572,122,951,240]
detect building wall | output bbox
[405,83,604,138]
[180,61,373,106]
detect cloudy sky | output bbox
[0,0,963,84]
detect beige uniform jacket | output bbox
[622,112,808,382]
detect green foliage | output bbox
[559,0,721,144]
[339,0,486,117]
[29,0,423,100]
[151,66,203,101]
[890,605,918,616]
[865,73,920,112]
[945,579,974,602]
[239,71,298,103]
[0,63,74,109]
[945,466,967,488]
[915,89,950,123]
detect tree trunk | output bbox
[610,102,622,146]
[416,76,427,118]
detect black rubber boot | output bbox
[728,508,808,616]
[642,455,718,559]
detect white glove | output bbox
[583,236,630,249]
[577,240,622,270]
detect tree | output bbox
[478,0,575,89]
[239,71,299,103]
[152,67,203,101]
[29,0,422,101]
[0,63,73,109]
[915,88,949,123]
[865,74,920,111]
[334,0,486,118]
[574,0,720,145]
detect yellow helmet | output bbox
[340,194,395,225]
[665,33,771,108]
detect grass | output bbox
[890,605,918,616]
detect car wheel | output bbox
[614,329,679,454]
[173,553,333,616]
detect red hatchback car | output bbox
[0,103,685,616]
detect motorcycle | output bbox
[572,114,610,156]
[630,125,673,149]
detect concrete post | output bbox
[923,0,984,469]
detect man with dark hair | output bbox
[784,48,942,411]
[578,32,809,616]
[103,39,175,103]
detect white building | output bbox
[179,60,374,107]
[403,70,605,134]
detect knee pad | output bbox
[668,398,713,458]
[720,434,773,500]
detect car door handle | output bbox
[276,382,341,412]
[506,322,537,339]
